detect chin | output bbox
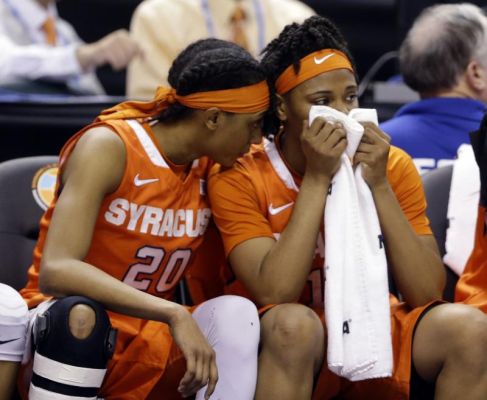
[219,156,238,168]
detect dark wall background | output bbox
[57,0,143,96]
[2,0,485,162]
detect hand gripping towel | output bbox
[309,106,393,381]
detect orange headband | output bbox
[275,49,354,95]
[97,81,269,121]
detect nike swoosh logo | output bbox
[0,338,20,345]
[314,53,335,65]
[268,202,294,215]
[134,174,159,187]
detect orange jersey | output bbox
[209,138,437,399]
[208,138,432,308]
[22,119,213,308]
[455,205,487,312]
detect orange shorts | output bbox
[100,309,197,400]
[260,300,440,400]
[316,300,441,399]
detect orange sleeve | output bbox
[387,146,432,235]
[208,164,274,256]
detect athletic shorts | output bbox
[314,300,441,399]
[0,284,29,363]
[260,299,441,400]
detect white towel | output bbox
[309,106,393,381]
[444,144,480,276]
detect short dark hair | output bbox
[400,3,487,94]
[161,38,266,121]
[260,15,356,135]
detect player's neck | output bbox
[151,119,201,166]
[279,129,307,176]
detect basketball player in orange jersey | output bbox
[17,38,269,399]
[208,16,487,399]
[456,114,487,313]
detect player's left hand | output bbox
[353,122,391,189]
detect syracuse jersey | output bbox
[22,118,213,307]
[209,137,432,309]
[455,205,487,313]
[208,137,437,399]
[18,118,219,398]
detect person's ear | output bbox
[466,60,487,91]
[203,107,222,131]
[276,94,288,122]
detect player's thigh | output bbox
[412,302,487,381]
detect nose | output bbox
[331,100,350,115]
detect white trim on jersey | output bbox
[126,119,168,168]
[29,384,97,400]
[33,352,107,388]
[127,119,200,170]
[263,139,299,192]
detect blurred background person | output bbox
[0,0,141,95]
[126,0,315,100]
[380,3,487,175]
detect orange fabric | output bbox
[41,16,56,46]
[208,139,433,397]
[275,49,354,95]
[99,307,195,399]
[98,81,269,121]
[311,301,438,399]
[20,118,220,397]
[209,140,431,261]
[185,222,226,304]
[230,3,249,50]
[455,206,487,313]
[22,119,214,308]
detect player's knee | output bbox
[68,303,96,339]
[437,304,487,363]
[194,295,260,356]
[29,296,117,398]
[35,296,116,365]
[453,308,487,362]
[209,295,259,350]
[262,304,324,358]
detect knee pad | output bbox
[0,284,28,362]
[30,296,117,399]
[194,295,260,351]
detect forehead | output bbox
[294,69,357,95]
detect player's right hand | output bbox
[168,306,218,399]
[300,117,347,180]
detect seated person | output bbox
[208,15,487,400]
[126,0,315,99]
[0,0,140,95]
[18,38,269,399]
[380,3,487,174]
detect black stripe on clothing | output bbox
[31,372,98,397]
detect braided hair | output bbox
[160,38,266,121]
[260,15,356,135]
